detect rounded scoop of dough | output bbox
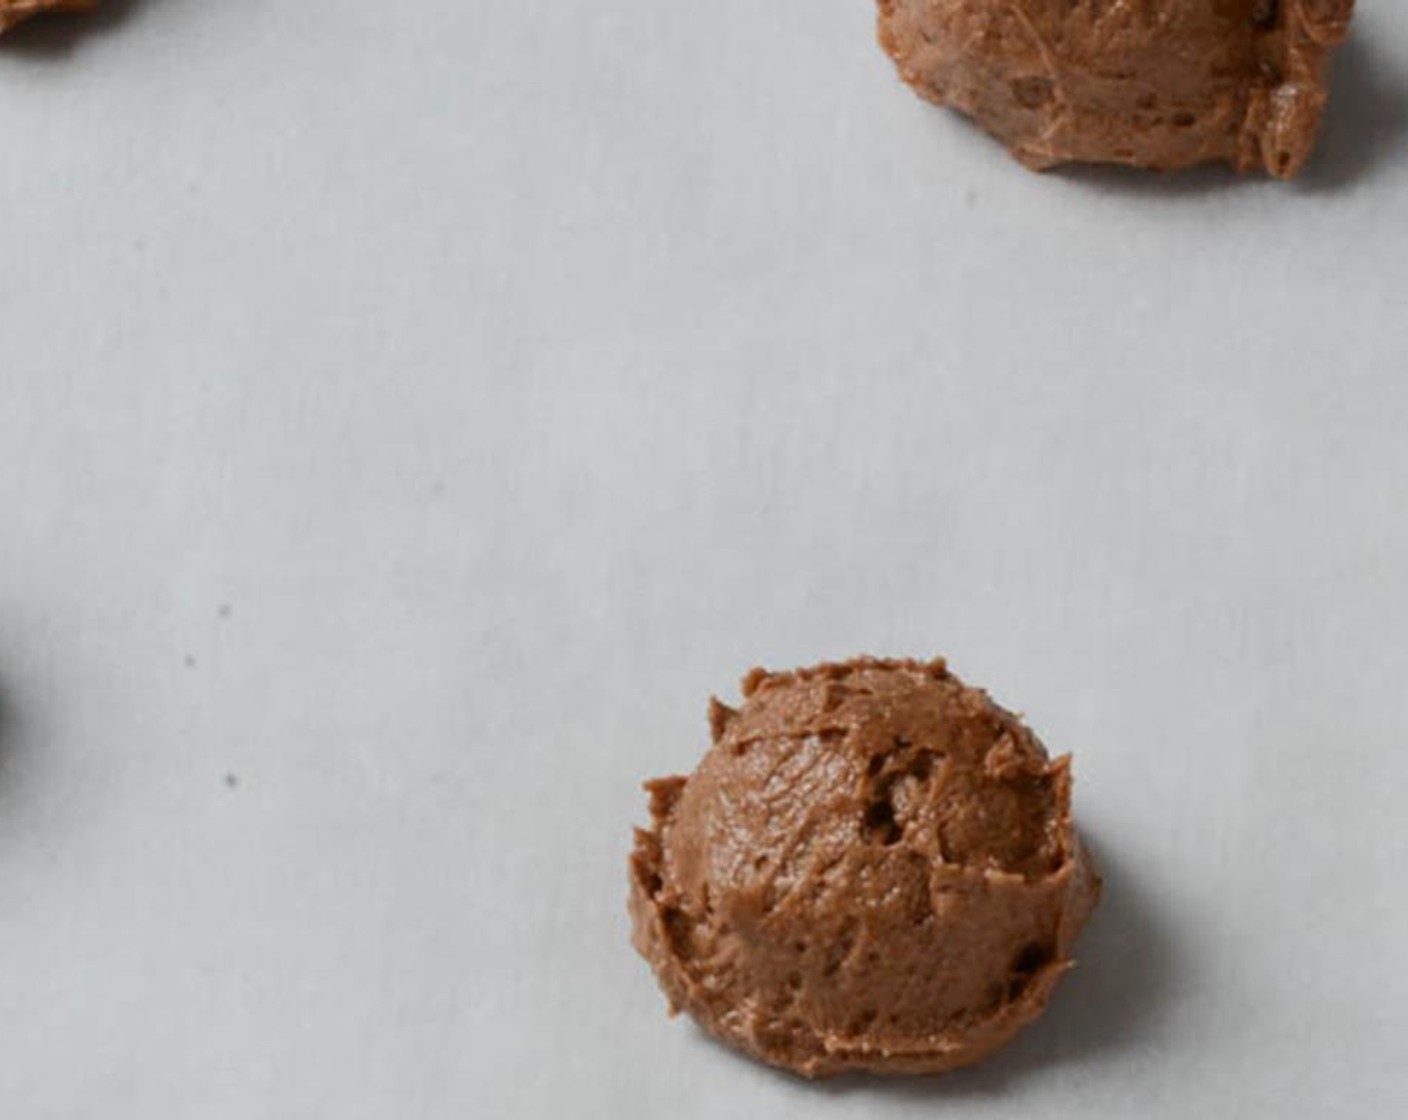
[877,0,1355,177]
[0,0,100,34]
[629,658,1099,1078]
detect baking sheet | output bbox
[0,1,1405,1115]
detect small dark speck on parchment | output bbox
[224,773,239,789]
[184,655,196,669]
[218,604,233,619]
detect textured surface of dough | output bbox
[629,658,1100,1078]
[877,0,1356,177]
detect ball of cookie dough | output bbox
[0,0,99,34]
[877,0,1355,177]
[628,658,1100,1078]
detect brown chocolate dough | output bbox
[628,658,1099,1078]
[0,0,97,33]
[877,0,1355,177]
